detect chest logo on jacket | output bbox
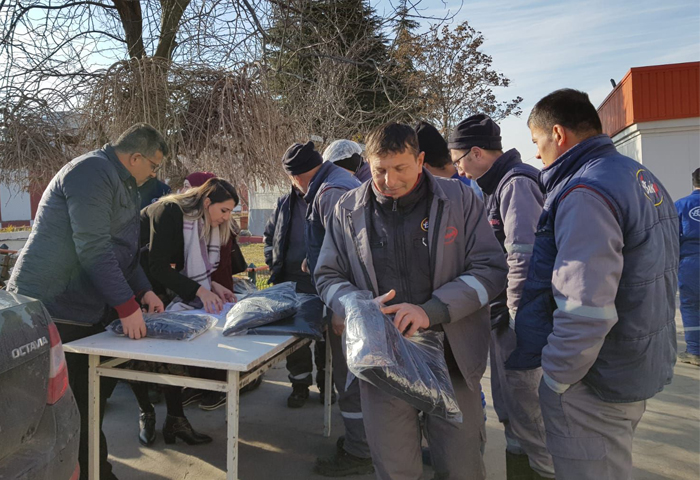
[444,226,458,245]
[690,206,700,222]
[421,218,429,232]
[636,169,664,207]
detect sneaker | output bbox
[679,351,700,366]
[314,444,374,477]
[318,384,337,405]
[287,384,309,408]
[182,388,204,407]
[199,391,227,411]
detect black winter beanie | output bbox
[282,141,323,175]
[447,114,502,151]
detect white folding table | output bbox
[64,318,333,480]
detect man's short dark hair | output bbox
[528,89,603,137]
[693,168,700,188]
[366,123,419,160]
[113,123,169,158]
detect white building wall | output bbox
[0,183,32,222]
[248,184,287,236]
[611,117,700,202]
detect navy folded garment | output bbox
[223,282,298,336]
[249,293,325,340]
[107,312,216,341]
[341,290,462,423]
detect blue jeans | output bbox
[679,256,700,355]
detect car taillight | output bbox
[69,463,80,480]
[47,322,69,405]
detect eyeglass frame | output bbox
[452,147,475,168]
[140,153,163,173]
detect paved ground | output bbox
[103,313,700,480]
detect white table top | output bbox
[63,315,301,371]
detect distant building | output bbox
[0,182,43,228]
[597,61,700,202]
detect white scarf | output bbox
[167,218,220,311]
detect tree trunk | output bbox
[112,0,146,58]
[155,0,191,60]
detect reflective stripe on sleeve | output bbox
[554,296,617,320]
[504,243,534,254]
[459,275,489,307]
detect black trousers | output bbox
[286,339,327,387]
[57,321,119,480]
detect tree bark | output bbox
[154,0,191,60]
[112,0,146,58]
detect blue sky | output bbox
[400,0,700,165]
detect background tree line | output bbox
[0,0,522,192]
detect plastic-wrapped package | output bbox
[107,312,217,341]
[223,282,298,336]
[249,293,325,340]
[340,290,462,423]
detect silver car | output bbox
[0,290,80,479]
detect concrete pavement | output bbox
[103,313,700,480]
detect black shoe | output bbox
[182,388,204,407]
[241,374,264,394]
[138,410,156,446]
[314,443,374,477]
[287,384,309,408]
[318,384,337,405]
[162,415,212,445]
[199,391,226,411]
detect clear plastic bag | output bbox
[340,290,462,423]
[249,293,325,340]
[106,312,217,341]
[223,282,298,336]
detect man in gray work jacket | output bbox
[315,123,508,480]
[280,141,371,476]
[507,89,678,479]
[449,114,553,479]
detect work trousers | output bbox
[328,314,371,459]
[56,320,119,480]
[360,370,486,480]
[679,256,700,355]
[491,326,554,477]
[539,379,646,480]
[286,339,327,387]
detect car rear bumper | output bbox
[0,387,80,480]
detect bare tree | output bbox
[412,21,523,134]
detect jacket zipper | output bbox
[347,213,377,296]
[430,200,444,288]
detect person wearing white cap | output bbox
[323,139,372,183]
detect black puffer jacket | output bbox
[8,145,151,324]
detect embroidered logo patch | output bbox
[636,169,663,206]
[690,206,700,223]
[444,226,458,245]
[421,217,429,232]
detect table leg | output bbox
[226,370,240,480]
[324,329,332,438]
[88,355,100,480]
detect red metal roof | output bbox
[598,62,700,137]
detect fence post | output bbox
[247,263,256,285]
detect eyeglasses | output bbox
[452,149,472,168]
[142,155,163,173]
